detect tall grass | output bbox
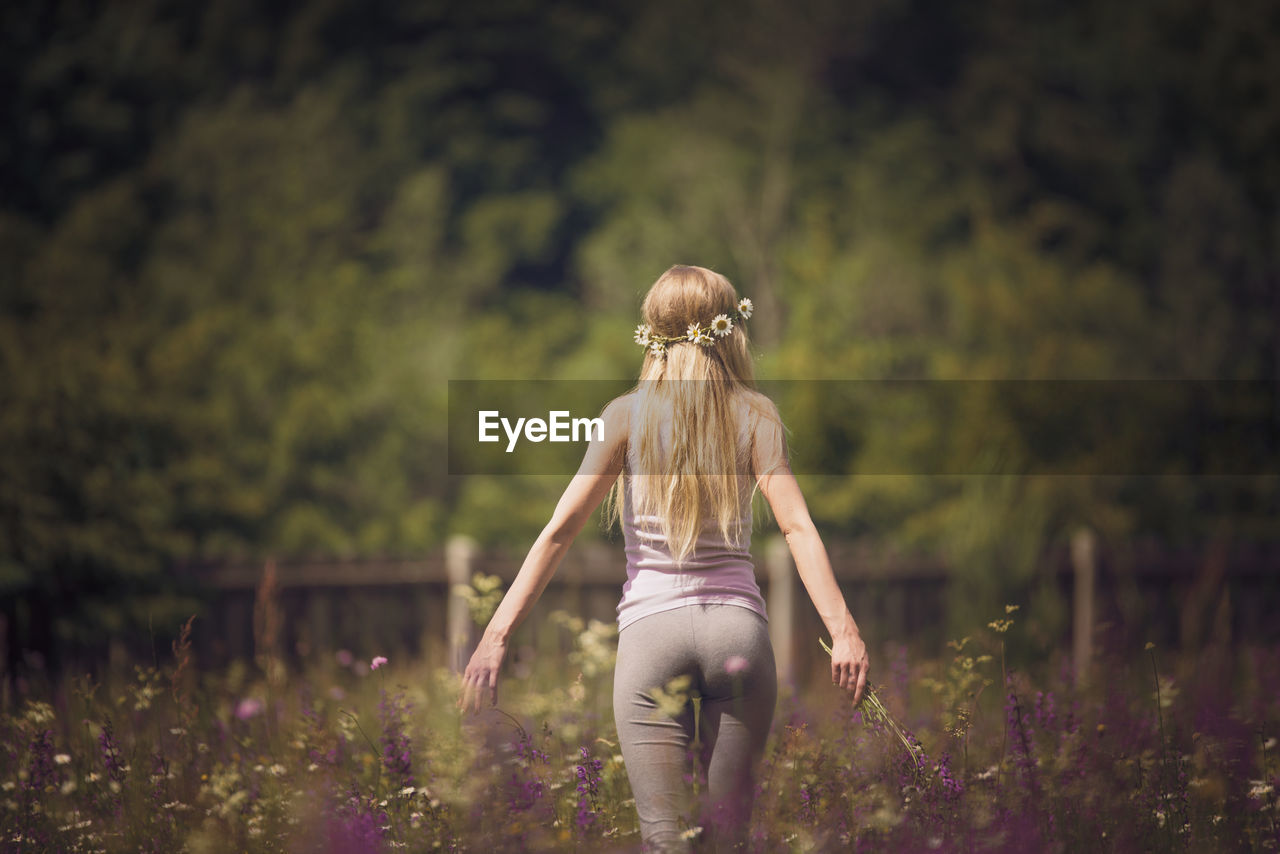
[2,603,1277,852]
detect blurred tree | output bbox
[1,0,1276,669]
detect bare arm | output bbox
[753,405,869,704]
[459,397,629,712]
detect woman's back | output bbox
[615,391,770,630]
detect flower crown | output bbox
[633,298,754,356]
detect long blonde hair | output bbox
[607,265,782,564]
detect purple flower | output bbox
[98,721,126,785]
[25,729,58,793]
[574,746,605,834]
[235,697,264,720]
[378,689,415,789]
[371,656,388,671]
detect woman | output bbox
[460,265,869,851]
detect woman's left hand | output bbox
[830,632,869,706]
[459,633,507,714]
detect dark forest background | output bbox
[2,0,1277,672]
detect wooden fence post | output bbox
[447,535,478,673]
[767,535,795,684]
[1071,527,1096,688]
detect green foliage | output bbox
[453,573,504,628]
[2,0,1278,663]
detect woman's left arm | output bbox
[459,397,629,713]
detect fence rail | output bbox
[183,533,1279,686]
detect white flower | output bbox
[649,339,666,356]
[53,754,71,766]
[710,314,733,336]
[269,764,286,777]
[686,322,701,341]
[633,323,652,347]
[736,297,753,319]
[695,328,714,346]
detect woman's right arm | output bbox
[458,395,629,713]
[753,404,870,704]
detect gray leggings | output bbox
[613,604,777,852]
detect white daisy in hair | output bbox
[649,339,666,355]
[686,322,702,342]
[694,327,714,346]
[710,314,733,337]
[736,297,753,319]
[634,323,652,347]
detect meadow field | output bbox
[3,596,1277,854]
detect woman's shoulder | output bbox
[734,388,783,425]
[600,391,637,434]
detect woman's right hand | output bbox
[459,633,507,713]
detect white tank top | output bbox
[615,411,768,631]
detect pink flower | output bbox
[235,697,264,720]
[725,655,750,676]
[371,656,389,671]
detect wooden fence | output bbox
[183,533,1280,687]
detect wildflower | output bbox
[234,697,264,720]
[53,754,71,766]
[724,655,750,676]
[1248,780,1274,800]
[371,656,388,670]
[379,690,415,789]
[737,298,753,319]
[649,339,666,356]
[98,721,125,785]
[710,314,733,336]
[25,729,57,794]
[269,764,286,777]
[575,746,605,833]
[336,649,355,668]
[686,322,701,341]
[634,324,652,347]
